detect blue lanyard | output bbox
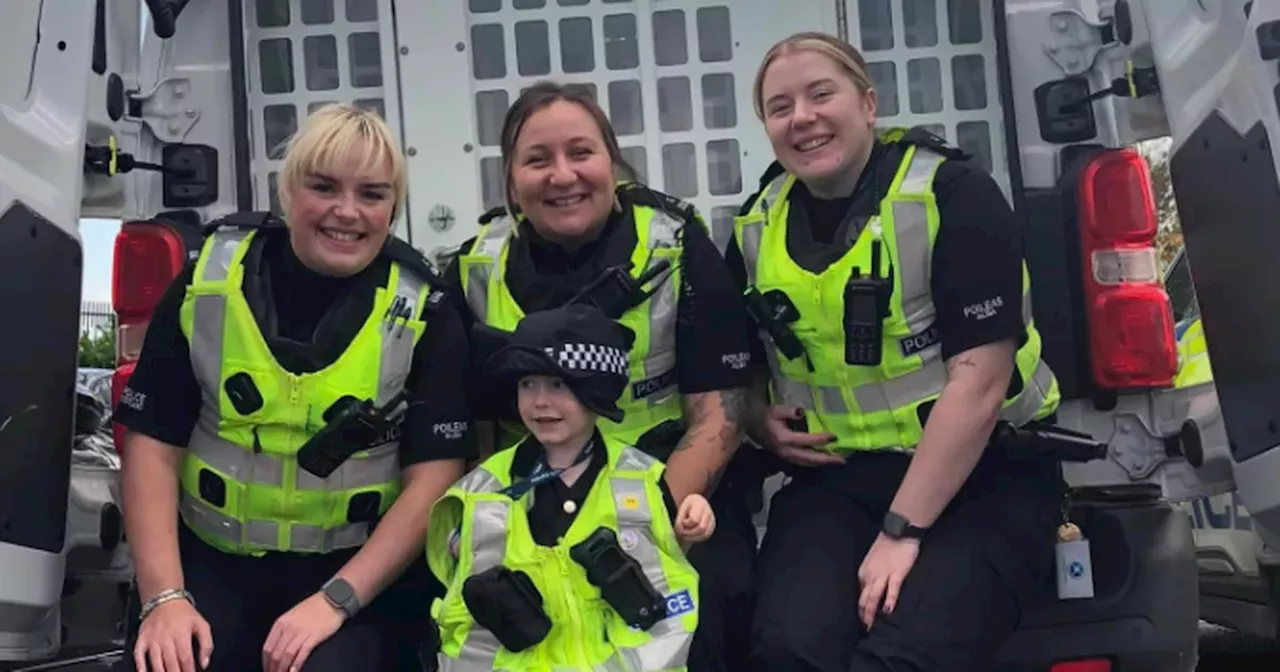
[499,440,595,501]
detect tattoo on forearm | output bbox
[948,356,977,372]
[677,390,746,454]
[719,389,746,453]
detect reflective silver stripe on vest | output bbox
[180,492,374,553]
[189,229,253,414]
[463,217,515,321]
[853,148,947,416]
[442,660,630,672]
[379,264,429,405]
[608,452,693,671]
[439,467,508,672]
[891,149,945,334]
[738,176,788,288]
[640,211,682,404]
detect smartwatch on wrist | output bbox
[321,578,361,618]
[882,511,928,540]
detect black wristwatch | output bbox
[882,511,928,540]
[321,578,361,618]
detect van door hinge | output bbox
[1045,10,1114,76]
[124,77,201,144]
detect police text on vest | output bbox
[898,325,941,357]
[664,589,695,619]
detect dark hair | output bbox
[498,81,639,216]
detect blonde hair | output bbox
[276,103,406,217]
[752,32,875,119]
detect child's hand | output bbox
[675,494,716,545]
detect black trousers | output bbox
[112,524,438,672]
[749,449,1063,672]
[683,449,766,672]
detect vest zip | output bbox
[283,375,302,527]
[556,548,593,669]
[244,426,262,549]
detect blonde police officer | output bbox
[113,105,475,672]
[723,32,1066,672]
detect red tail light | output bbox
[1077,148,1177,390]
[1050,660,1111,672]
[110,220,187,454]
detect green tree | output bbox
[79,328,116,369]
[1137,138,1183,271]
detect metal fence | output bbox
[81,300,115,335]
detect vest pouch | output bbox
[461,566,551,652]
[570,527,666,631]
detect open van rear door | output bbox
[0,1,133,663]
[1158,0,1280,551]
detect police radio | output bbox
[843,239,894,367]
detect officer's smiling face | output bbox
[286,140,395,278]
[508,100,617,245]
[517,375,594,448]
[760,49,878,195]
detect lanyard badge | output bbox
[498,440,596,501]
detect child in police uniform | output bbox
[426,304,714,671]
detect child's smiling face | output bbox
[517,375,595,446]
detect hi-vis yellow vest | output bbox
[1174,318,1213,388]
[427,436,699,671]
[732,144,1060,454]
[177,226,431,556]
[458,196,685,449]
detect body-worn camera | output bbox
[296,389,410,478]
[744,287,805,362]
[570,527,667,631]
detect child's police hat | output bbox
[474,305,634,423]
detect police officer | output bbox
[440,81,758,671]
[724,33,1064,671]
[112,104,475,672]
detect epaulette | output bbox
[739,160,788,215]
[618,182,697,224]
[203,211,284,237]
[382,237,445,289]
[891,125,971,161]
[478,205,510,225]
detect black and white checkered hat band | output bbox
[544,342,629,376]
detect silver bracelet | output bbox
[138,588,195,622]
